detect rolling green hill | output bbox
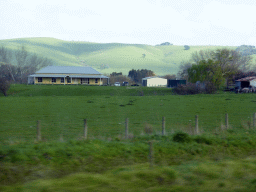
[0,37,239,75]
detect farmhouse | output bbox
[235,76,256,90]
[28,66,109,85]
[142,77,167,87]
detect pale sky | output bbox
[0,0,256,46]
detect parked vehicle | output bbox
[122,81,129,86]
[114,82,120,86]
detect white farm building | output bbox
[142,77,167,87]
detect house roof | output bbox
[35,66,102,75]
[142,76,166,80]
[236,76,256,82]
[28,74,109,78]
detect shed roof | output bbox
[35,66,102,75]
[236,76,256,82]
[142,76,166,80]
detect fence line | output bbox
[84,119,87,140]
[1,113,256,143]
[225,113,229,129]
[162,116,165,136]
[34,113,256,140]
[125,118,129,139]
[254,113,256,128]
[37,120,41,141]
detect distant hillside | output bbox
[0,37,240,76]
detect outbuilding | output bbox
[167,79,186,88]
[235,76,256,90]
[142,77,167,87]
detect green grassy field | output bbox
[0,37,240,76]
[1,85,256,191]
[1,84,256,142]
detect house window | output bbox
[61,78,64,83]
[38,77,42,82]
[67,77,71,83]
[81,78,89,84]
[95,79,98,84]
[52,78,56,83]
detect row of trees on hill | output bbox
[236,45,256,56]
[0,46,53,96]
[128,69,155,83]
[109,69,158,85]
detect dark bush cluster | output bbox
[172,83,201,95]
[204,82,217,94]
[173,132,191,143]
[194,135,213,145]
[172,82,216,95]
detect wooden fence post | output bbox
[195,115,199,135]
[253,113,256,129]
[225,113,229,129]
[37,120,41,141]
[148,141,154,167]
[162,116,165,136]
[125,118,129,139]
[84,119,87,139]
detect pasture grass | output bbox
[1,84,256,191]
[1,84,256,142]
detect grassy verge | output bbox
[1,132,256,191]
[3,160,256,192]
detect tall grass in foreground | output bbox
[3,160,256,192]
[1,131,256,191]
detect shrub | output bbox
[135,167,177,185]
[184,45,190,50]
[173,132,191,143]
[205,82,217,94]
[172,82,217,95]
[194,135,213,145]
[172,83,202,95]
[144,123,153,134]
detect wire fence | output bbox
[1,112,256,143]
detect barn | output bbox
[142,77,167,87]
[235,76,256,90]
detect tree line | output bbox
[0,46,52,96]
[109,69,156,85]
[177,48,253,93]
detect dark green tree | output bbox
[128,69,155,83]
[110,72,122,77]
[0,63,14,96]
[184,45,190,50]
[179,48,252,88]
[187,59,224,88]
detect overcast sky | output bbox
[0,0,255,46]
